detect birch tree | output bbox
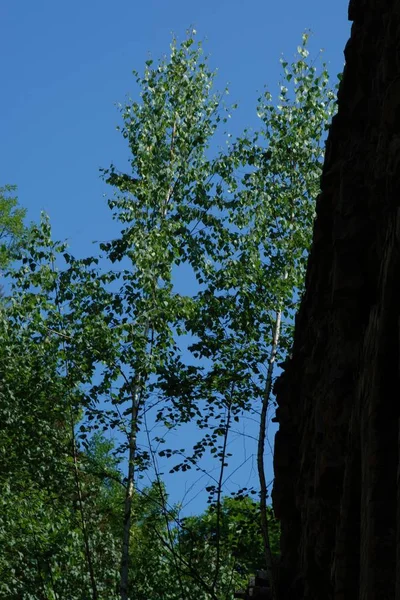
[156,33,337,597]
[0,31,337,600]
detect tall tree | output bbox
[153,33,337,596]
[0,185,26,270]
[99,32,233,599]
[68,31,335,598]
[0,31,337,600]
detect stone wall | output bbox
[272,1,400,598]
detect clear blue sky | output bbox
[1,0,351,513]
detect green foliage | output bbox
[152,32,336,478]
[177,496,280,598]
[0,220,121,599]
[127,483,180,600]
[0,185,26,269]
[0,30,338,600]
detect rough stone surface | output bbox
[272,1,400,598]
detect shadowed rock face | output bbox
[272,1,400,599]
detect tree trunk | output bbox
[257,309,282,599]
[70,416,98,600]
[119,387,141,600]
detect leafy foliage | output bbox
[177,496,280,597]
[0,31,338,600]
[0,185,26,270]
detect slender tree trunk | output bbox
[144,414,186,600]
[149,526,220,600]
[35,557,49,600]
[54,269,98,599]
[120,119,176,600]
[257,307,283,600]
[212,400,232,593]
[119,385,141,600]
[119,316,152,600]
[70,414,98,600]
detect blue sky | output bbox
[2,0,350,249]
[1,0,351,514]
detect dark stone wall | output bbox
[272,1,400,598]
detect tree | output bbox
[151,32,337,596]
[55,31,336,598]
[177,495,280,599]
[0,220,120,599]
[0,219,81,598]
[89,31,238,599]
[0,30,337,600]
[0,185,26,270]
